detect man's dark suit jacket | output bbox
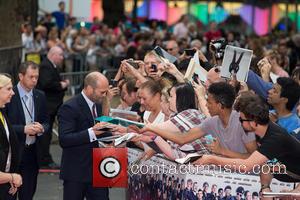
[57,93,104,182]
[0,109,20,198]
[36,57,66,115]
[5,87,49,164]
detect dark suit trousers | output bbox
[63,180,109,200]
[18,144,39,200]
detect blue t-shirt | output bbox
[52,11,66,30]
[277,113,300,134]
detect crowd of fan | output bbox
[22,2,300,75]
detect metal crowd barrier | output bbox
[60,71,89,96]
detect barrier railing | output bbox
[60,71,89,96]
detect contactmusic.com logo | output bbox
[93,148,128,188]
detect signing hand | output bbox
[110,124,127,134]
[92,122,110,136]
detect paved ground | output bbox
[34,135,126,200]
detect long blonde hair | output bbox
[0,73,12,88]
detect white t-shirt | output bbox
[142,110,165,152]
[173,22,188,39]
[143,111,165,124]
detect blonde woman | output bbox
[0,74,22,198]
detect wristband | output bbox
[10,173,14,183]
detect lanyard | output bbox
[21,96,33,122]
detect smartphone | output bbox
[110,79,118,87]
[185,49,196,56]
[127,60,139,69]
[192,74,199,84]
[151,64,157,72]
[204,134,214,144]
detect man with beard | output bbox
[194,93,300,198]
[57,72,111,200]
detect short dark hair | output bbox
[252,192,258,197]
[208,82,236,109]
[234,92,269,125]
[277,77,300,111]
[187,179,193,183]
[19,61,39,75]
[125,78,138,94]
[244,191,250,197]
[173,83,197,113]
[224,185,231,190]
[59,1,65,6]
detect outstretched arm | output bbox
[141,125,204,146]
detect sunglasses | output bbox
[239,117,253,123]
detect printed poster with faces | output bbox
[221,45,253,82]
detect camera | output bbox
[110,79,118,87]
[151,64,157,72]
[211,38,227,59]
[184,49,196,56]
[126,60,139,69]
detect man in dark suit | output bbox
[36,46,69,168]
[58,71,111,200]
[5,62,49,200]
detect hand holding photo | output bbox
[152,46,177,64]
[221,45,253,82]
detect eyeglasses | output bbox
[166,48,174,51]
[239,117,253,123]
